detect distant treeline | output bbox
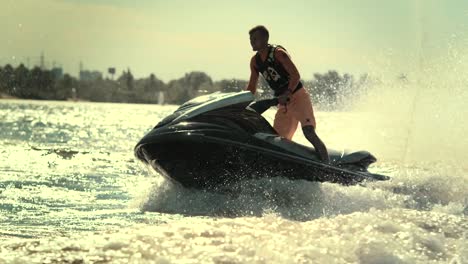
[0,64,375,110]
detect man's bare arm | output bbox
[246,56,259,94]
[275,48,300,92]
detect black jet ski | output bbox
[135,91,389,190]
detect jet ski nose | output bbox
[336,151,377,169]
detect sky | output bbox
[1,0,468,81]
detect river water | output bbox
[0,81,467,263]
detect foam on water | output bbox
[0,209,466,263]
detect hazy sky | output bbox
[1,0,467,81]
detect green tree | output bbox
[13,64,30,97]
[54,73,77,100]
[28,67,55,99]
[0,66,2,93]
[0,64,15,95]
[307,70,357,111]
[117,68,134,90]
[166,71,213,104]
[214,79,247,93]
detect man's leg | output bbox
[290,89,330,163]
[273,105,298,140]
[302,125,330,163]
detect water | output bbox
[0,92,467,263]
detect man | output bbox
[246,25,330,163]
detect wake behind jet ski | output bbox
[134,92,389,190]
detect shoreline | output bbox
[0,93,18,100]
[0,93,89,103]
[0,94,170,106]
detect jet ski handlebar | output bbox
[248,98,279,114]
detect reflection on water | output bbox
[0,98,466,263]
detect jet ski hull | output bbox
[135,131,389,190]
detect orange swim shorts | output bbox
[273,88,316,140]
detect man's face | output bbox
[250,31,267,51]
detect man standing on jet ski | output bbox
[246,25,330,163]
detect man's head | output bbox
[249,25,269,51]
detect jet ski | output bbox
[134,91,390,190]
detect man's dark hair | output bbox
[249,25,269,39]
